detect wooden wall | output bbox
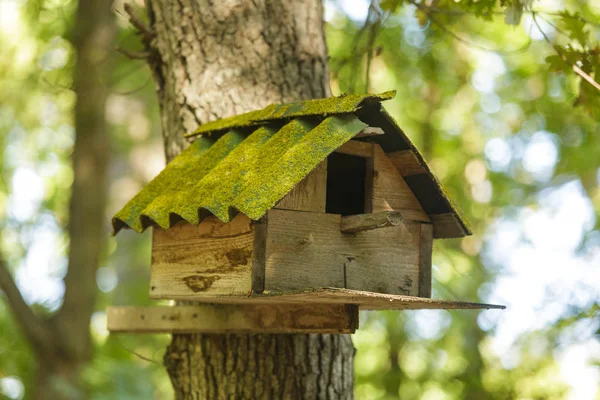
[150,214,254,300]
[263,209,422,296]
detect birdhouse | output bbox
[107,91,503,335]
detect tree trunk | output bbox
[34,0,115,397]
[144,0,355,398]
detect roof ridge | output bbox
[184,91,396,138]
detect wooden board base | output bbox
[148,288,505,311]
[107,303,359,334]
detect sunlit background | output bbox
[0,0,598,398]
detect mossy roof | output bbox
[113,91,470,238]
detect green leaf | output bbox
[504,1,523,26]
[560,11,589,47]
[379,0,402,13]
[546,55,567,72]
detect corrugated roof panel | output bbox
[234,114,367,219]
[112,134,241,233]
[112,114,366,234]
[113,91,472,239]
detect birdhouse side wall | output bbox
[262,208,431,297]
[370,143,430,222]
[149,214,255,299]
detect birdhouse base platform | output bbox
[107,303,358,334]
[107,288,504,334]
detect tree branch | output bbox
[0,250,53,355]
[532,12,600,92]
[124,3,154,44]
[406,0,531,55]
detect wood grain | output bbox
[127,288,504,310]
[150,214,254,299]
[335,140,374,158]
[429,213,469,239]
[275,160,327,212]
[107,304,359,334]
[371,144,430,223]
[264,209,421,296]
[340,211,403,234]
[387,150,427,176]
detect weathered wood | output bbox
[264,209,421,296]
[419,223,433,298]
[430,213,470,238]
[275,160,327,212]
[251,216,267,294]
[354,126,384,138]
[107,304,359,334]
[371,144,430,223]
[388,150,427,176]
[150,214,254,299]
[336,140,374,158]
[118,289,504,310]
[340,211,404,234]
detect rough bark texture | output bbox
[165,334,354,399]
[143,0,355,398]
[146,0,332,160]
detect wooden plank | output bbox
[371,144,430,223]
[336,140,374,158]
[418,223,433,298]
[107,304,359,334]
[275,160,327,212]
[387,150,427,176]
[354,127,384,138]
[150,214,254,299]
[429,213,469,239]
[340,211,404,234]
[126,289,504,310]
[264,209,421,296]
[251,216,267,293]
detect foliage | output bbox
[0,0,598,398]
[327,0,599,398]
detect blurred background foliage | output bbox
[0,0,598,398]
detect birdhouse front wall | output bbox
[262,209,424,297]
[150,214,256,299]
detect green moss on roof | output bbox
[112,90,470,238]
[233,115,367,219]
[112,112,366,234]
[112,132,243,232]
[185,91,395,138]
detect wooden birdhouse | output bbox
[108,91,503,335]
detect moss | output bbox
[185,91,395,138]
[112,114,365,233]
[233,114,367,219]
[112,132,243,233]
[112,89,470,237]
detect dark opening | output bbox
[326,153,367,216]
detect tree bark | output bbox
[143,0,355,398]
